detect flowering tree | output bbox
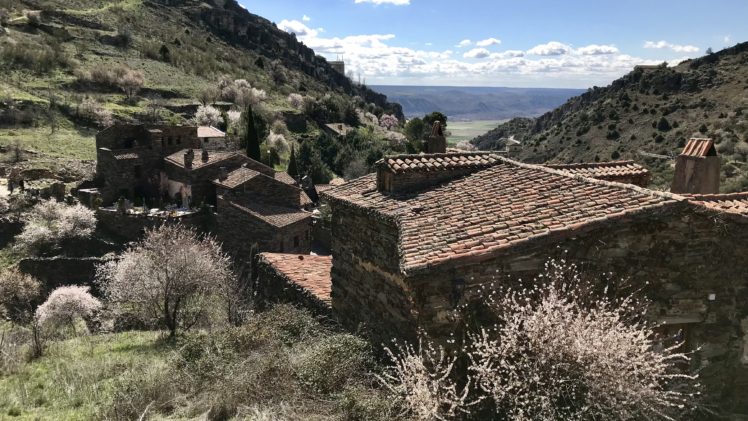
[287,93,304,110]
[194,105,223,127]
[16,200,96,255]
[379,114,399,130]
[35,285,102,332]
[378,337,477,420]
[467,260,700,420]
[116,68,145,100]
[96,224,236,337]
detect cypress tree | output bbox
[287,145,299,180]
[245,105,261,160]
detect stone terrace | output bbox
[324,156,680,275]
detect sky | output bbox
[239,0,748,89]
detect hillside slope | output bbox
[0,0,402,179]
[473,42,748,191]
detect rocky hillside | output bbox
[473,42,748,191]
[0,0,402,180]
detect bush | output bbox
[287,93,304,110]
[292,333,372,393]
[105,363,178,420]
[79,97,113,127]
[0,268,41,323]
[15,200,96,255]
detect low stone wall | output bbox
[96,209,208,242]
[18,256,113,295]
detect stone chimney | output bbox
[218,166,228,181]
[670,138,720,194]
[183,149,194,169]
[427,121,447,154]
[201,148,209,163]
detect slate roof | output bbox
[223,198,311,228]
[681,138,716,157]
[197,126,226,138]
[323,156,681,274]
[213,167,262,189]
[258,253,332,305]
[380,152,501,174]
[164,149,236,170]
[686,192,748,216]
[543,161,650,182]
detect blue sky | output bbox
[239,0,748,88]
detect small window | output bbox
[293,236,300,248]
[204,138,210,144]
[177,137,182,145]
[167,137,173,146]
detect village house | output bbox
[91,124,313,257]
[256,134,748,411]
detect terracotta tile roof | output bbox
[686,192,748,216]
[164,149,236,170]
[223,198,311,227]
[323,157,680,274]
[543,161,650,182]
[380,152,501,174]
[258,253,332,305]
[274,171,296,185]
[213,167,262,189]
[681,138,716,157]
[197,126,226,138]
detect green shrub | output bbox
[104,363,179,420]
[292,333,373,393]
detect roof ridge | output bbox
[497,156,686,201]
[544,160,637,169]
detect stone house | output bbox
[214,166,313,259]
[92,124,313,256]
[315,148,748,412]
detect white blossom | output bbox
[35,285,101,331]
[194,105,223,127]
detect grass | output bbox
[447,119,506,145]
[0,330,168,420]
[0,126,96,161]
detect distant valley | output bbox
[371,85,584,121]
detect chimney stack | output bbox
[219,166,228,181]
[670,138,720,194]
[427,121,447,154]
[183,149,194,169]
[201,148,209,163]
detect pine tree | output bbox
[244,105,261,161]
[287,145,299,180]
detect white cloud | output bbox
[527,41,573,56]
[354,0,410,5]
[302,15,311,22]
[644,40,699,53]
[463,48,491,59]
[576,44,618,55]
[276,21,663,87]
[476,37,501,47]
[277,19,319,37]
[456,39,472,48]
[489,50,525,59]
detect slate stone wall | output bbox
[330,202,748,413]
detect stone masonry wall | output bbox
[400,205,748,414]
[329,202,417,342]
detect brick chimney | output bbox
[183,149,194,169]
[427,121,447,153]
[671,138,720,194]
